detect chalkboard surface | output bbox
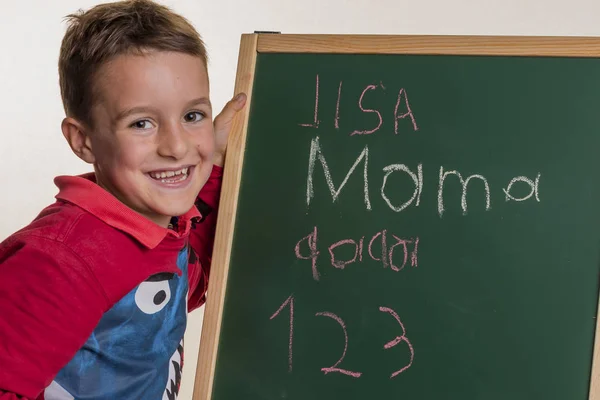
[197,36,600,400]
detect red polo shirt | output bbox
[0,166,222,399]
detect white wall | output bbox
[1,0,599,398]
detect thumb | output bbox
[214,93,247,131]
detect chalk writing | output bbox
[369,230,389,269]
[329,239,358,269]
[306,136,371,210]
[335,81,343,129]
[298,76,418,135]
[270,297,413,378]
[358,236,364,262]
[351,84,383,136]
[270,295,295,372]
[296,226,419,281]
[503,173,541,202]
[389,235,419,272]
[369,230,419,272]
[299,74,320,128]
[306,138,541,217]
[438,167,491,217]
[394,88,419,133]
[381,163,423,212]
[380,306,414,378]
[315,312,363,378]
[295,226,320,281]
[410,237,419,268]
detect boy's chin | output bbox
[156,201,196,219]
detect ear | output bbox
[61,117,96,164]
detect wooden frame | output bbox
[193,34,600,400]
[192,33,259,399]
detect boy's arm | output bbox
[0,238,107,399]
[188,165,222,311]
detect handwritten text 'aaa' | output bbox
[295,226,419,282]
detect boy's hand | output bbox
[213,93,247,167]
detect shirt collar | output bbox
[54,173,201,249]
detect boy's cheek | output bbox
[197,137,216,157]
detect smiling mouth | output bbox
[148,167,191,184]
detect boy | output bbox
[0,0,246,398]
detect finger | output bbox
[214,93,247,128]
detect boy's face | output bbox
[87,51,214,227]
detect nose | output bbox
[157,123,188,160]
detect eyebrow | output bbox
[115,97,212,122]
[186,97,212,110]
[115,106,157,122]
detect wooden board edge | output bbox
[257,34,600,57]
[192,33,259,400]
[589,291,600,400]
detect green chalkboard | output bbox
[209,49,600,399]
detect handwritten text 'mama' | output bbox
[307,136,541,217]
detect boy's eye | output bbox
[183,111,204,123]
[131,120,153,129]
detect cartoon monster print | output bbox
[44,247,190,400]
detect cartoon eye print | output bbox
[135,272,175,314]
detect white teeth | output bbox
[150,167,190,181]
